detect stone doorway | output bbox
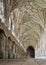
[27,46,35,58]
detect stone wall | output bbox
[0,21,26,59]
[35,28,46,58]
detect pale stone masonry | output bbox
[0,0,46,60]
[0,21,26,59]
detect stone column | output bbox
[12,44,17,59]
[5,37,8,59]
[10,41,13,59]
[17,48,20,59]
[14,45,17,59]
[3,35,6,59]
[8,37,13,59]
[15,46,18,59]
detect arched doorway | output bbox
[0,29,6,59]
[27,46,35,58]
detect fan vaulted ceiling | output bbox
[11,0,46,49]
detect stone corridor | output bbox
[0,0,46,65]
